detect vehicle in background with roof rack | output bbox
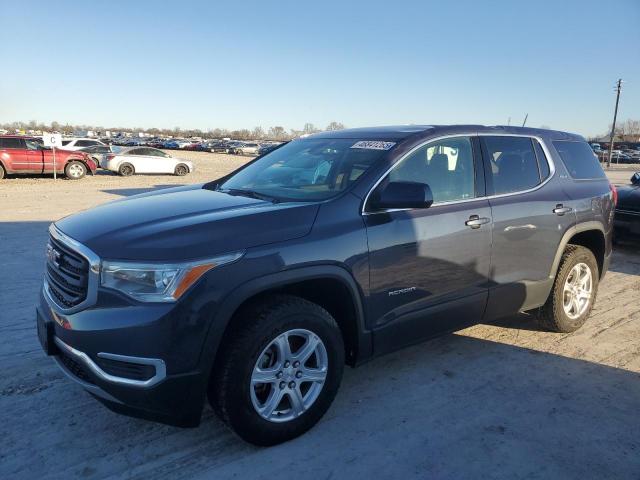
[37,125,614,445]
[0,135,97,179]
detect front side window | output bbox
[219,138,393,201]
[553,141,606,180]
[482,136,541,195]
[387,136,476,203]
[24,139,40,150]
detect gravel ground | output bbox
[1,151,639,479]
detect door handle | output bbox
[553,204,573,216]
[465,215,490,229]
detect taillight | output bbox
[609,182,618,206]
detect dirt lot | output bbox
[1,151,638,479]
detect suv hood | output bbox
[55,184,320,261]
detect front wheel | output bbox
[537,245,599,333]
[209,295,344,446]
[65,161,86,180]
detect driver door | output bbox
[364,136,493,354]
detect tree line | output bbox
[0,120,347,140]
[587,119,640,142]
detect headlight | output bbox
[100,252,243,302]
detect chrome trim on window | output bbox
[45,224,101,314]
[54,337,167,388]
[362,133,557,215]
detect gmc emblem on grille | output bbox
[46,244,61,268]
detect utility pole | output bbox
[607,79,623,168]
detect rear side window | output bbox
[76,140,97,147]
[482,136,541,195]
[0,138,23,148]
[61,140,72,146]
[553,141,606,179]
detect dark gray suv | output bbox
[36,125,615,445]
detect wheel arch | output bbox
[549,221,607,280]
[67,157,92,173]
[199,266,372,386]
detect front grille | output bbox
[96,357,155,381]
[45,235,89,309]
[58,350,95,385]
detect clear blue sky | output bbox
[1,0,638,137]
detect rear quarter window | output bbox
[553,141,606,179]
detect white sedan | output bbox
[102,147,194,176]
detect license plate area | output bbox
[37,310,56,356]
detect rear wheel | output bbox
[65,161,86,180]
[209,295,344,446]
[118,162,135,176]
[174,164,189,176]
[538,245,599,333]
[0,164,5,179]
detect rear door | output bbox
[24,138,44,172]
[480,135,576,319]
[365,135,492,354]
[0,137,30,172]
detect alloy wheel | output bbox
[250,329,328,423]
[562,262,593,320]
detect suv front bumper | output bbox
[36,289,208,427]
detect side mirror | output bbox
[631,172,640,185]
[369,181,434,211]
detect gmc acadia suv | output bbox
[36,125,615,445]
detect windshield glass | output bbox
[219,138,394,201]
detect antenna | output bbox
[522,114,528,127]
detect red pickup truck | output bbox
[0,135,97,180]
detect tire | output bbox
[537,245,599,333]
[209,294,345,446]
[174,163,189,176]
[64,161,86,180]
[118,162,135,176]
[0,164,5,179]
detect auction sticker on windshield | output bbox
[350,141,396,150]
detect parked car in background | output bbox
[60,138,106,150]
[78,144,116,166]
[0,135,96,179]
[102,146,193,176]
[37,125,614,446]
[257,143,282,156]
[163,139,193,149]
[232,142,261,155]
[614,172,640,241]
[210,141,233,153]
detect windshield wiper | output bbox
[217,188,280,203]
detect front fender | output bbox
[197,264,372,382]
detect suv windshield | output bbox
[219,138,394,201]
